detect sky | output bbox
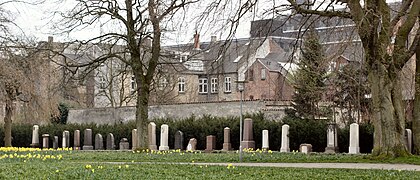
[6,0,402,45]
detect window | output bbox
[158,78,168,90]
[249,69,254,81]
[98,76,106,90]
[224,77,231,92]
[178,77,185,93]
[131,75,136,93]
[211,78,218,93]
[261,68,266,80]
[198,78,208,94]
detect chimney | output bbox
[211,36,217,43]
[193,31,200,50]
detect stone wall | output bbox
[67,100,291,125]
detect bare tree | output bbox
[52,0,199,149]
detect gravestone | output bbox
[31,125,39,148]
[83,129,94,150]
[74,130,81,150]
[148,122,157,150]
[159,124,169,151]
[119,138,129,150]
[405,129,413,154]
[222,127,232,151]
[174,130,184,150]
[262,130,269,150]
[300,144,312,154]
[325,123,339,153]
[95,133,104,150]
[241,118,255,150]
[62,131,70,148]
[106,133,115,150]
[186,138,197,151]
[53,136,59,149]
[349,123,360,154]
[205,135,216,152]
[280,124,290,152]
[42,134,49,149]
[132,129,138,150]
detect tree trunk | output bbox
[370,63,408,157]
[4,92,13,147]
[413,46,420,154]
[135,81,150,149]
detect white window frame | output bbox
[178,77,185,93]
[199,78,208,94]
[131,75,136,93]
[211,78,218,93]
[158,78,168,90]
[98,75,106,90]
[224,77,231,93]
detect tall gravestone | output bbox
[83,129,94,150]
[148,122,157,150]
[174,130,184,150]
[205,135,216,152]
[405,129,413,154]
[31,125,39,148]
[95,133,104,150]
[106,133,115,150]
[241,118,255,150]
[223,127,232,151]
[280,124,290,152]
[186,138,197,151]
[53,136,59,149]
[74,130,81,150]
[262,130,269,150]
[349,123,360,154]
[159,124,169,151]
[325,123,339,153]
[62,131,70,148]
[132,129,138,150]
[42,134,49,149]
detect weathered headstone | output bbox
[241,118,255,150]
[349,123,360,154]
[325,123,339,153]
[405,129,413,154]
[53,136,59,149]
[280,124,290,152]
[62,131,70,148]
[83,129,94,150]
[31,125,39,148]
[106,133,115,150]
[148,122,157,150]
[42,134,49,149]
[186,138,197,151]
[159,124,169,151]
[205,135,216,152]
[300,144,313,154]
[119,138,129,150]
[222,127,232,151]
[174,130,184,150]
[95,133,104,150]
[74,130,81,150]
[262,130,269,150]
[132,129,138,150]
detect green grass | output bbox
[1,161,419,179]
[1,149,420,179]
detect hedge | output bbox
[0,113,373,153]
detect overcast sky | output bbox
[6,0,401,45]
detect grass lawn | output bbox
[1,147,420,179]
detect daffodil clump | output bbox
[132,149,202,156]
[0,147,70,162]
